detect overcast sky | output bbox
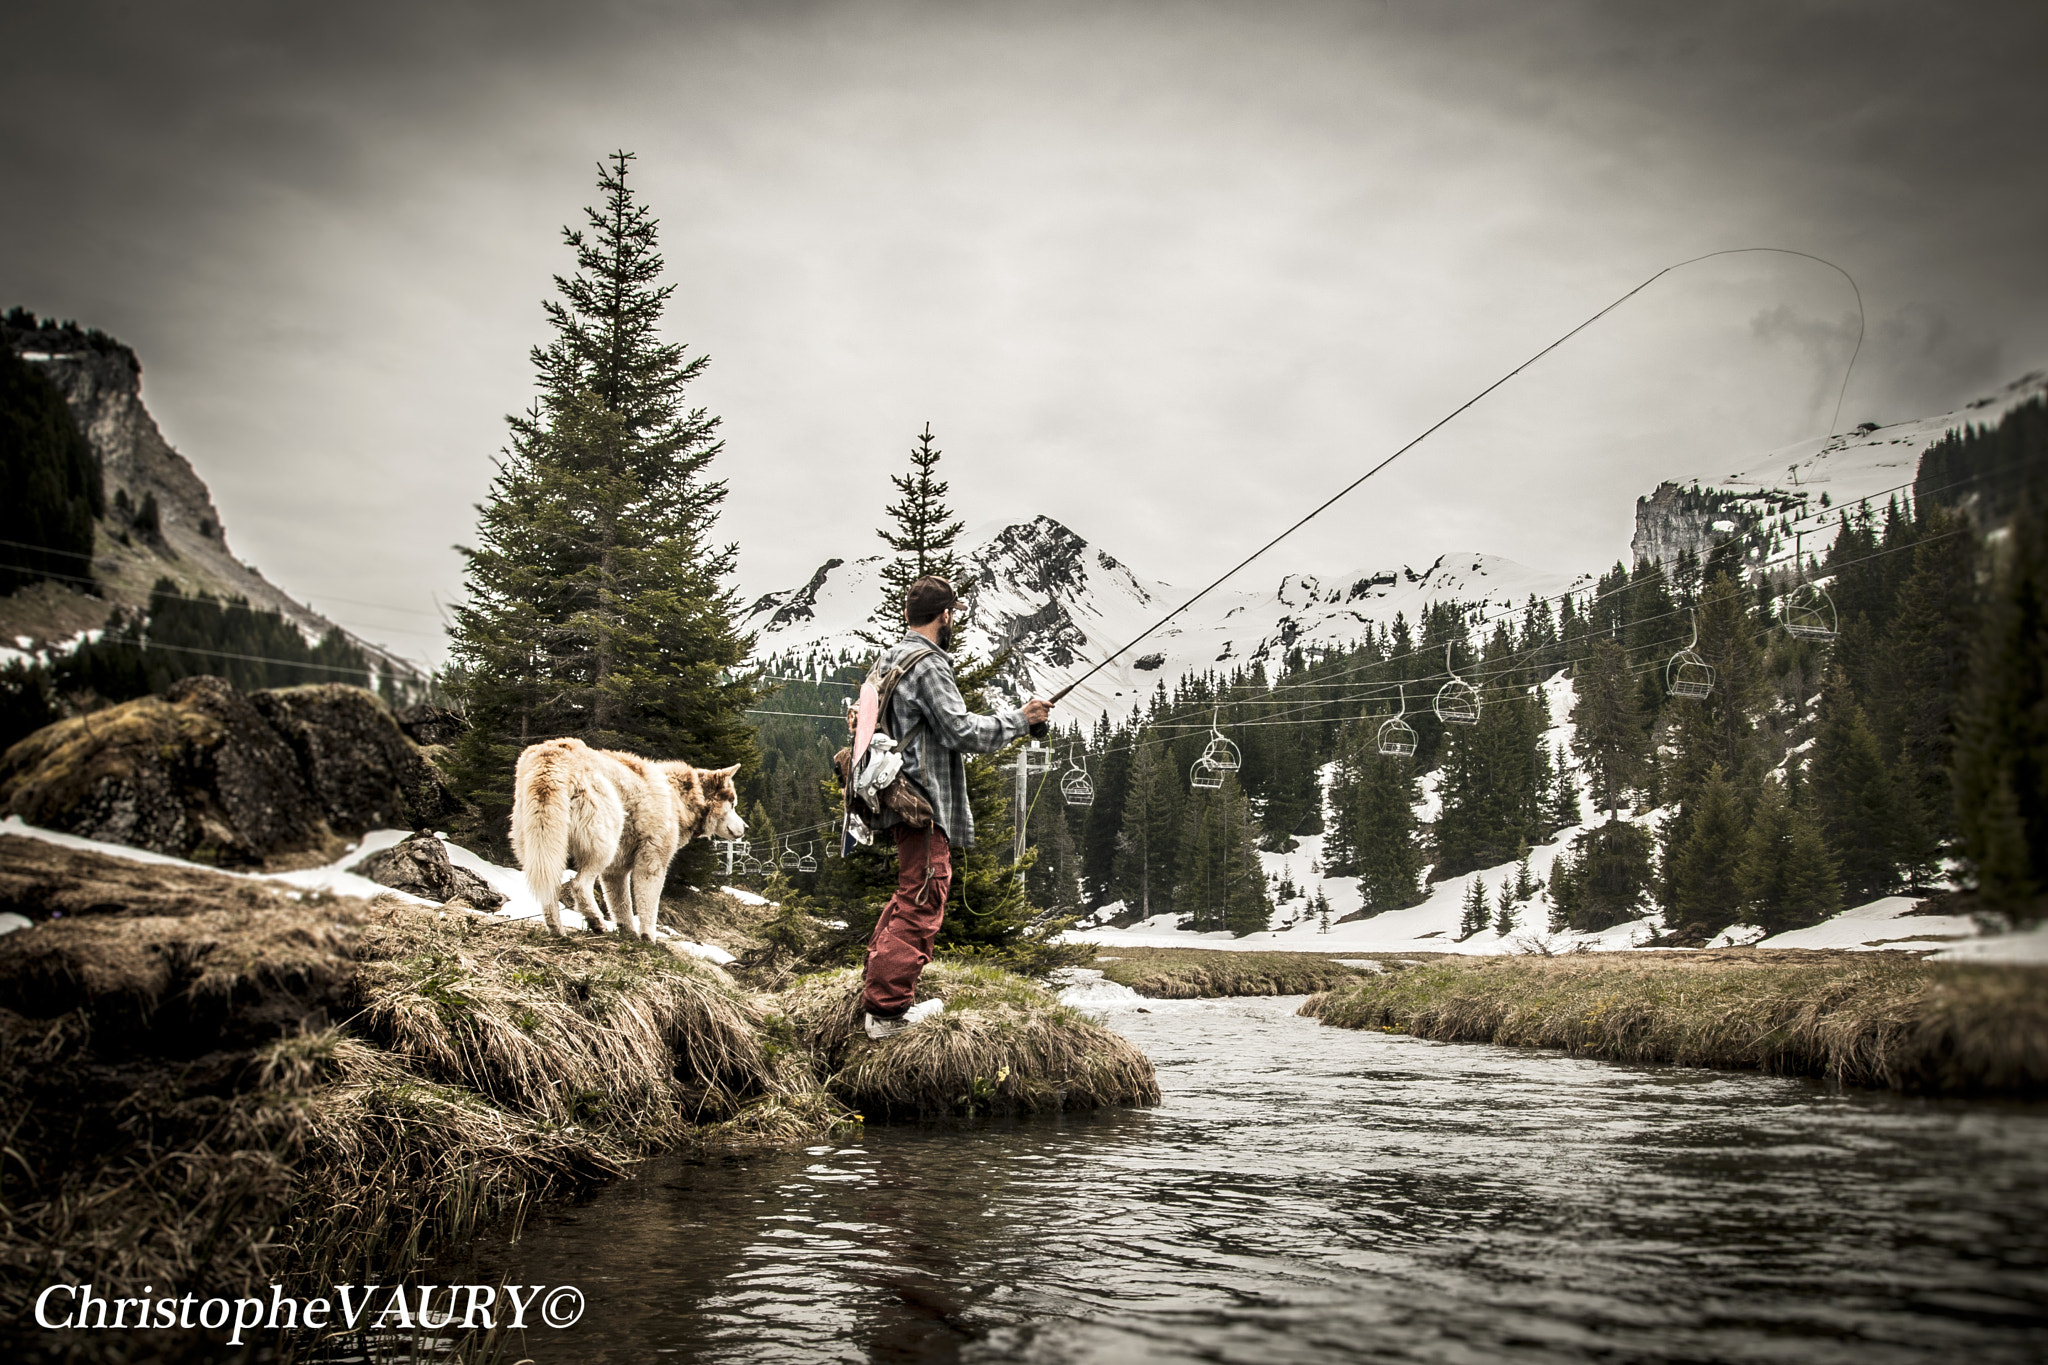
[5,0,2045,667]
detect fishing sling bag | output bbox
[835,647,940,844]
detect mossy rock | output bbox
[0,674,461,866]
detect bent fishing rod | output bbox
[1026,245,1863,733]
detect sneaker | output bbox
[863,999,945,1041]
[863,1010,909,1041]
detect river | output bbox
[437,984,2048,1363]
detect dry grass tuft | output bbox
[288,1035,634,1286]
[693,1087,863,1150]
[350,904,772,1130]
[1096,946,1366,998]
[776,963,1160,1119]
[1300,951,2048,1095]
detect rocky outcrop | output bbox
[349,832,505,910]
[0,675,462,867]
[0,314,421,688]
[2,317,226,552]
[1631,481,1805,575]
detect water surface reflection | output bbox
[444,995,2048,1362]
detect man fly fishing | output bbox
[853,575,1053,1041]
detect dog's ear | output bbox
[712,764,740,779]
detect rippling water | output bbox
[440,989,2048,1363]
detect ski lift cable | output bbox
[1064,523,1964,766]
[1165,429,2010,714]
[1207,502,1958,719]
[1036,248,1864,710]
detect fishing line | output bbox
[1040,247,1865,708]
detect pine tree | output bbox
[870,422,967,637]
[1570,639,1649,819]
[449,151,757,853]
[1434,689,1546,878]
[1872,503,1978,855]
[1493,878,1516,938]
[1331,724,1424,915]
[1111,741,1181,918]
[1513,840,1536,902]
[1458,876,1489,940]
[1080,715,1132,901]
[1221,774,1273,936]
[1738,781,1841,933]
[1547,850,1577,933]
[1668,765,1746,933]
[1025,789,1083,913]
[1954,494,2048,916]
[1552,818,1655,932]
[1664,572,1770,808]
[1547,744,1582,829]
[1806,674,1922,899]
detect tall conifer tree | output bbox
[1954,495,2048,915]
[1571,639,1649,819]
[450,151,757,848]
[870,422,967,638]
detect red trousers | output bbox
[862,825,953,1015]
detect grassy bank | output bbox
[1300,950,2048,1095]
[0,835,1158,1351]
[776,963,1161,1118]
[1094,946,1368,998]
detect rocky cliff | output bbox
[0,313,419,683]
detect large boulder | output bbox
[349,832,505,910]
[0,676,464,867]
[253,684,463,832]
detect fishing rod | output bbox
[1029,246,1864,721]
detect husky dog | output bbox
[510,737,746,939]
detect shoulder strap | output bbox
[876,648,941,749]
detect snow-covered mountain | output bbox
[745,367,2045,721]
[740,515,1586,722]
[1631,368,2048,572]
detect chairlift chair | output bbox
[1189,757,1224,791]
[1199,704,1243,771]
[1060,748,1096,807]
[1022,739,1056,774]
[1667,611,1716,700]
[779,841,800,871]
[1434,643,1481,726]
[798,842,818,874]
[1377,683,1418,757]
[1782,533,1839,640]
[1784,583,1838,640]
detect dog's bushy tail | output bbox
[512,744,575,912]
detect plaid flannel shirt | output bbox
[873,632,1029,849]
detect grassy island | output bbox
[1300,950,2048,1096]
